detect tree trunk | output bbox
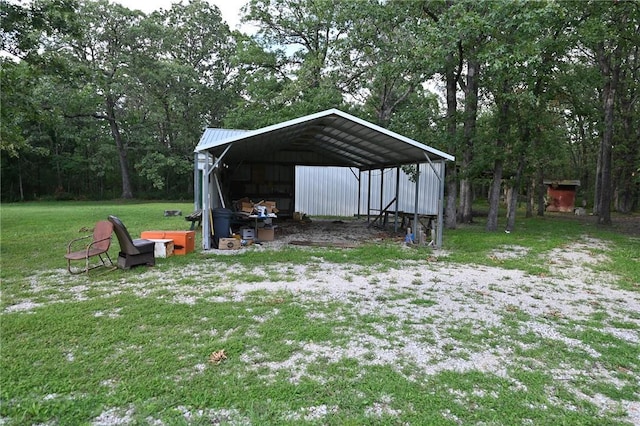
[506,154,525,232]
[105,95,134,199]
[596,45,620,225]
[525,177,534,218]
[597,131,612,225]
[614,74,639,213]
[458,180,469,222]
[444,52,458,229]
[445,166,457,229]
[486,91,510,232]
[593,143,602,216]
[424,2,460,230]
[18,160,24,201]
[459,58,479,224]
[486,163,504,232]
[536,167,545,216]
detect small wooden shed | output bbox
[544,180,581,213]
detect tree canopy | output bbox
[1,0,638,227]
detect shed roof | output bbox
[543,180,581,187]
[195,109,454,170]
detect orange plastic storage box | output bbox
[141,230,195,255]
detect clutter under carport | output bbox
[209,199,279,250]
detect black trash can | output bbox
[212,208,233,249]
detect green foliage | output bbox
[0,59,37,158]
[1,0,240,201]
[0,0,79,60]
[1,0,638,213]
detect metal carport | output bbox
[194,108,454,248]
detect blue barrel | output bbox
[212,208,233,248]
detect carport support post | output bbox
[367,170,372,223]
[437,160,445,248]
[413,162,420,242]
[357,169,362,219]
[194,153,200,211]
[394,166,400,232]
[423,153,445,248]
[379,168,384,219]
[348,167,361,219]
[201,152,212,250]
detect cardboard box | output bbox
[241,202,254,213]
[218,238,241,250]
[255,200,278,214]
[257,227,275,241]
[236,197,254,213]
[241,228,255,239]
[145,238,174,258]
[264,201,278,214]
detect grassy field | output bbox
[1,201,638,425]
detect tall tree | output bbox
[458,55,480,224]
[331,0,425,128]
[237,0,348,123]
[485,80,511,232]
[134,0,240,193]
[576,0,640,224]
[1,0,82,200]
[48,0,145,198]
[480,0,573,231]
[420,0,464,230]
[614,41,640,213]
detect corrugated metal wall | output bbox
[295,163,443,216]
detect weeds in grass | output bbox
[410,298,437,307]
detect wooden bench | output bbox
[185,209,203,230]
[368,203,437,243]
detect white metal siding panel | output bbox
[359,163,441,215]
[295,167,359,216]
[295,163,443,216]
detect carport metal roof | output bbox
[195,108,454,170]
[195,109,455,250]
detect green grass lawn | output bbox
[1,201,638,425]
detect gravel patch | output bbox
[285,404,339,422]
[4,300,42,313]
[92,406,135,426]
[490,244,530,260]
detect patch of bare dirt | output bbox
[259,217,405,249]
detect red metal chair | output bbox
[64,220,114,274]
